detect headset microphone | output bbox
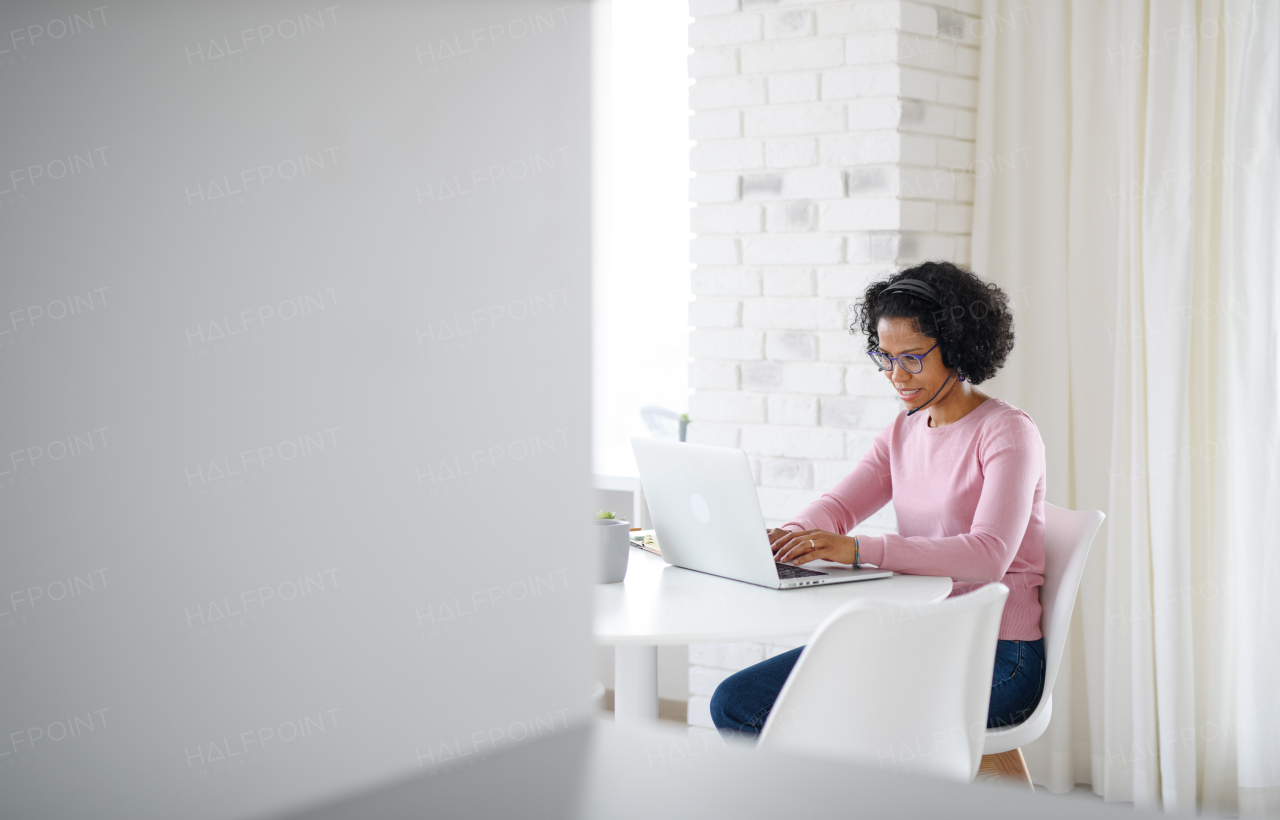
[905,366,958,417]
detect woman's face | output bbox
[875,316,955,411]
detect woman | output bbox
[709,261,1047,739]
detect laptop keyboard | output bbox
[775,562,827,579]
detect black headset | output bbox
[878,278,958,368]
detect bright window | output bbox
[592,0,694,475]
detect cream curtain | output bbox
[971,0,1279,814]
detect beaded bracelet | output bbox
[853,535,861,569]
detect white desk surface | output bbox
[594,546,954,645]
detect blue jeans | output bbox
[709,638,1045,739]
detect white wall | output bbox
[593,0,695,474]
[1,2,593,817]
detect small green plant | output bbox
[594,509,617,519]
[680,413,690,421]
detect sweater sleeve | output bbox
[780,417,896,536]
[855,411,1043,581]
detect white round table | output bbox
[594,546,954,723]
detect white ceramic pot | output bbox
[595,519,631,583]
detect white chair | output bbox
[638,405,680,440]
[981,504,1105,778]
[757,582,1009,783]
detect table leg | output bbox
[614,644,658,723]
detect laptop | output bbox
[631,437,894,589]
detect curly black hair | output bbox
[851,261,1014,385]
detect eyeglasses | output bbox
[867,341,938,374]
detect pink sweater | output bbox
[782,398,1047,640]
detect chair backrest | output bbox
[757,583,1009,783]
[1036,503,1105,712]
[638,405,680,440]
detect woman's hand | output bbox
[766,528,791,547]
[770,528,859,567]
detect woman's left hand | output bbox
[771,528,859,566]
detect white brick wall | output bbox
[685,0,979,732]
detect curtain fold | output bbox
[972,0,1279,813]
[1219,2,1280,814]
